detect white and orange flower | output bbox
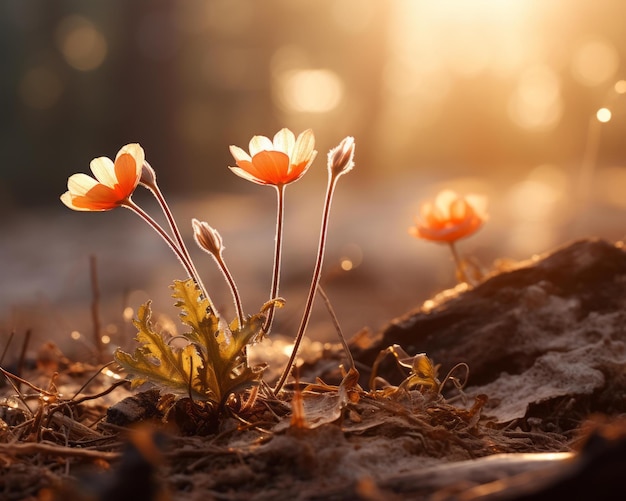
[229,128,317,186]
[61,143,144,211]
[409,190,487,243]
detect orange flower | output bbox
[409,190,487,243]
[61,144,145,211]
[229,128,317,186]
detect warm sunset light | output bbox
[596,107,612,123]
[275,69,344,113]
[3,2,626,498]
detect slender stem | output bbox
[448,241,468,284]
[317,284,355,371]
[273,176,338,394]
[89,255,104,364]
[215,254,245,328]
[142,182,213,312]
[263,184,285,333]
[122,199,216,312]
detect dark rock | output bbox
[351,238,626,424]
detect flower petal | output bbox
[434,190,459,218]
[116,143,145,167]
[67,173,99,196]
[249,135,273,156]
[229,145,252,163]
[60,191,92,211]
[285,159,312,184]
[449,198,471,222]
[250,150,290,185]
[228,166,266,185]
[291,129,316,165]
[65,184,121,211]
[272,128,295,156]
[113,153,140,197]
[410,190,487,243]
[89,156,117,188]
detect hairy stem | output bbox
[122,199,216,312]
[317,284,355,371]
[142,183,213,312]
[273,176,338,394]
[263,184,285,333]
[215,254,245,328]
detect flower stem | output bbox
[273,176,338,394]
[122,199,216,312]
[215,254,245,328]
[448,241,468,284]
[141,183,214,313]
[317,284,354,372]
[263,184,285,333]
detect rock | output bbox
[351,238,626,425]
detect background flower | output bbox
[410,190,487,243]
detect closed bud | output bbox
[328,136,355,178]
[140,161,157,187]
[192,218,223,257]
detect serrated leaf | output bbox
[114,302,209,399]
[116,280,267,407]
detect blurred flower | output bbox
[229,128,317,186]
[61,143,144,211]
[328,136,355,178]
[409,190,487,243]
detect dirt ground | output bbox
[2,238,626,500]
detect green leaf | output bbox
[114,302,208,400]
[115,279,267,407]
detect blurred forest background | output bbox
[2,0,626,360]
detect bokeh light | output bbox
[274,68,344,113]
[596,107,612,123]
[56,15,107,71]
[507,65,562,131]
[3,0,626,348]
[571,39,619,87]
[615,80,626,94]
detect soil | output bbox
[2,238,626,500]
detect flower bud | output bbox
[328,136,355,178]
[140,161,157,187]
[192,218,223,257]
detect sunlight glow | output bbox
[596,108,612,123]
[596,167,626,209]
[507,177,563,222]
[340,243,363,270]
[331,0,375,33]
[123,307,134,321]
[571,39,619,87]
[505,166,568,255]
[56,15,107,71]
[102,368,123,380]
[275,69,344,113]
[615,80,626,94]
[388,0,535,78]
[508,66,562,131]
